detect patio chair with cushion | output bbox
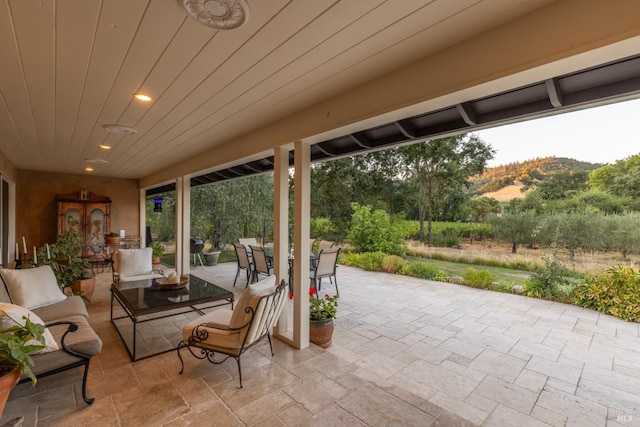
[249,245,273,283]
[112,247,164,284]
[310,247,341,296]
[233,243,254,288]
[177,276,287,388]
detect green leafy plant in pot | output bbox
[149,241,164,264]
[0,316,46,416]
[104,232,121,246]
[49,220,95,298]
[0,316,46,384]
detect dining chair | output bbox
[249,245,273,283]
[233,243,254,288]
[309,247,341,296]
[317,240,334,252]
[238,237,258,250]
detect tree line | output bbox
[147,134,640,258]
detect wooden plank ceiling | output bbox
[0,0,558,179]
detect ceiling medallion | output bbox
[102,124,137,135]
[180,0,249,30]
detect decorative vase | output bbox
[309,318,334,348]
[0,367,21,417]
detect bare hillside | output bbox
[482,183,527,202]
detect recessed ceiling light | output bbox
[103,124,137,134]
[85,158,109,164]
[99,144,112,150]
[85,166,94,172]
[133,93,152,102]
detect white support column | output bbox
[139,189,147,247]
[175,177,191,276]
[292,140,310,349]
[273,146,291,341]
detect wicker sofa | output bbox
[0,266,102,404]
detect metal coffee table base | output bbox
[110,295,232,361]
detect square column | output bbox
[292,140,310,349]
[273,146,291,340]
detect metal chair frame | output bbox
[310,247,341,296]
[233,243,254,287]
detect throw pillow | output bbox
[0,303,59,353]
[0,266,66,310]
[117,248,153,277]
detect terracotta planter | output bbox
[104,236,121,246]
[309,318,334,348]
[71,277,96,301]
[0,367,21,417]
[152,256,161,265]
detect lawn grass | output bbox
[404,255,530,286]
[162,247,530,288]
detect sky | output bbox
[474,97,640,168]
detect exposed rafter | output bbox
[545,78,564,108]
[456,102,478,126]
[147,53,640,196]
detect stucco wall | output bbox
[17,170,139,248]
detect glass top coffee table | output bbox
[110,274,234,361]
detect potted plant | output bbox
[104,232,120,246]
[149,241,164,264]
[203,244,221,266]
[0,316,46,416]
[307,287,339,348]
[49,225,96,300]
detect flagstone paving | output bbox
[3,262,640,426]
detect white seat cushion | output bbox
[0,303,59,353]
[0,266,66,310]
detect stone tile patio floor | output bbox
[3,262,640,426]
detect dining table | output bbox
[260,247,319,292]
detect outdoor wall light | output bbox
[153,198,163,213]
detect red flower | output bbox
[309,287,317,296]
[288,292,294,300]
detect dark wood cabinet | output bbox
[57,190,111,249]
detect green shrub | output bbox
[433,227,460,247]
[404,263,440,280]
[357,252,386,271]
[491,281,515,293]
[461,268,496,289]
[342,252,361,267]
[381,255,405,273]
[434,270,450,282]
[310,217,337,239]
[573,266,640,322]
[347,203,407,256]
[524,253,578,299]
